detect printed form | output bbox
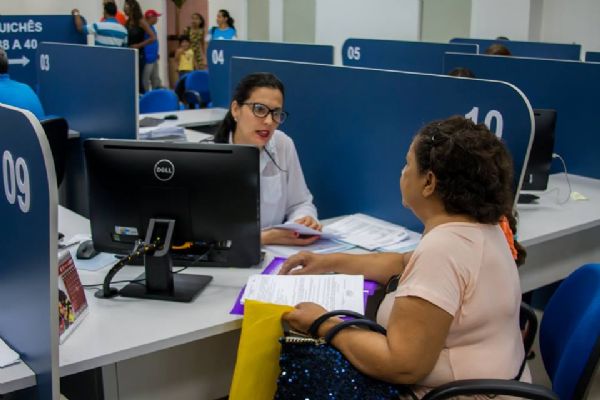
[241,274,364,314]
[324,214,409,251]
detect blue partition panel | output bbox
[445,52,600,179]
[231,58,533,232]
[207,40,334,108]
[450,38,581,60]
[585,51,600,63]
[0,105,58,399]
[341,38,477,73]
[0,15,85,88]
[37,43,138,215]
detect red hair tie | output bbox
[499,216,518,261]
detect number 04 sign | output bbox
[2,150,31,213]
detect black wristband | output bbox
[324,318,387,343]
[308,310,365,337]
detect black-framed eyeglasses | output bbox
[241,102,288,124]
[384,274,401,294]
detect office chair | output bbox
[40,116,68,187]
[139,89,180,114]
[183,90,203,109]
[421,263,600,400]
[184,70,211,108]
[520,302,538,358]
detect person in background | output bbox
[175,36,194,78]
[280,116,530,398]
[207,9,237,41]
[183,13,207,70]
[0,48,45,119]
[213,73,321,246]
[485,43,512,56]
[142,9,163,91]
[447,67,476,78]
[72,2,128,48]
[123,0,156,93]
[101,0,127,25]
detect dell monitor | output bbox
[84,139,261,302]
[518,109,557,203]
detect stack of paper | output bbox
[241,274,365,314]
[323,214,409,251]
[139,125,186,141]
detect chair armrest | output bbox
[421,379,558,400]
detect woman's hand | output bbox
[278,251,331,275]
[261,229,320,246]
[294,216,322,231]
[283,302,329,334]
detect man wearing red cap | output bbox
[142,9,163,91]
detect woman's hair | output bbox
[448,67,475,78]
[484,43,511,56]
[124,0,143,27]
[219,9,235,30]
[413,116,514,224]
[213,72,285,143]
[191,12,205,29]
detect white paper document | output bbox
[264,239,355,258]
[0,337,20,368]
[269,222,339,240]
[241,274,365,313]
[323,214,409,251]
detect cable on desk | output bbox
[95,239,161,299]
[546,153,572,204]
[86,243,212,291]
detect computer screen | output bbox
[521,109,557,191]
[84,139,261,302]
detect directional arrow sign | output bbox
[8,55,30,67]
[0,15,85,88]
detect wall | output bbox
[314,0,421,65]
[283,0,315,44]
[421,0,471,43]
[247,0,269,41]
[540,0,600,53]
[207,0,247,40]
[269,0,283,42]
[470,0,531,40]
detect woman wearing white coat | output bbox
[213,72,321,245]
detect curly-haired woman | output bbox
[280,116,529,398]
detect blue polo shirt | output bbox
[0,74,45,119]
[144,26,159,63]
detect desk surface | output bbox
[517,173,600,246]
[0,361,35,394]
[56,206,260,377]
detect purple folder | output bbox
[230,257,379,315]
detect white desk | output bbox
[58,206,264,398]
[0,362,35,395]
[517,174,600,292]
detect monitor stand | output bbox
[119,218,212,303]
